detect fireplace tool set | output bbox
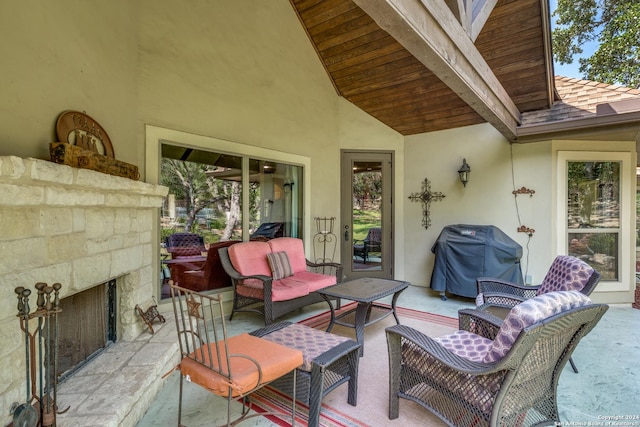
[12,283,67,427]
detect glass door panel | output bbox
[352,161,383,271]
[341,151,393,280]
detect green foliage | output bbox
[160,227,176,244]
[352,209,381,241]
[161,158,242,234]
[588,233,616,254]
[353,172,382,210]
[552,0,640,88]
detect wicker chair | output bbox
[475,254,600,373]
[169,283,304,426]
[353,227,382,264]
[386,291,608,427]
[165,232,206,258]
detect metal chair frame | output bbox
[169,283,301,426]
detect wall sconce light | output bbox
[458,158,471,187]
[283,182,293,194]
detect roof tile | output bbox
[520,76,640,126]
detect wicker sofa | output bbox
[219,237,342,325]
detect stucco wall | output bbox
[137,0,405,274]
[404,124,553,292]
[0,0,139,164]
[1,0,403,271]
[137,0,342,218]
[1,1,634,308]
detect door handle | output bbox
[344,225,349,242]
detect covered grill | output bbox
[430,224,523,300]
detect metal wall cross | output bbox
[408,178,446,229]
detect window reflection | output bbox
[352,161,383,271]
[568,232,619,280]
[567,161,620,229]
[158,144,304,298]
[160,146,244,242]
[566,161,620,281]
[248,159,303,240]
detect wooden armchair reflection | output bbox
[169,240,239,292]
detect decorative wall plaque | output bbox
[408,177,446,229]
[512,186,535,197]
[55,110,115,158]
[50,110,140,180]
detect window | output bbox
[159,146,303,244]
[145,126,310,298]
[566,160,620,280]
[557,151,633,292]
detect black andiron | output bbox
[12,282,68,427]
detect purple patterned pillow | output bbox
[536,255,594,295]
[483,291,592,363]
[435,331,492,362]
[267,251,293,280]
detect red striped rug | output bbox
[250,303,457,427]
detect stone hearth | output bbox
[0,156,169,426]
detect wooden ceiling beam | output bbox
[442,0,498,41]
[444,0,470,35]
[353,0,519,140]
[470,0,498,41]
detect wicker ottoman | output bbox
[250,321,360,427]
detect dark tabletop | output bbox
[317,277,409,303]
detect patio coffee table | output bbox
[317,277,410,355]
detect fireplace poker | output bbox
[52,282,62,417]
[13,283,66,427]
[35,282,46,423]
[13,286,37,427]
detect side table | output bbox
[316,277,409,356]
[250,321,360,427]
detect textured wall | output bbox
[0,156,167,425]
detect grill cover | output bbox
[430,224,523,298]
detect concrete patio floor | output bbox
[55,285,640,426]
[136,285,640,426]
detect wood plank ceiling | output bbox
[289,0,553,137]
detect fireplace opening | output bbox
[53,279,117,383]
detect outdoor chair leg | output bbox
[178,373,184,427]
[569,356,579,373]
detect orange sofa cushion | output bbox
[179,333,303,397]
[268,237,307,274]
[288,270,337,292]
[228,241,272,277]
[235,271,336,301]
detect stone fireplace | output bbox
[0,156,168,426]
